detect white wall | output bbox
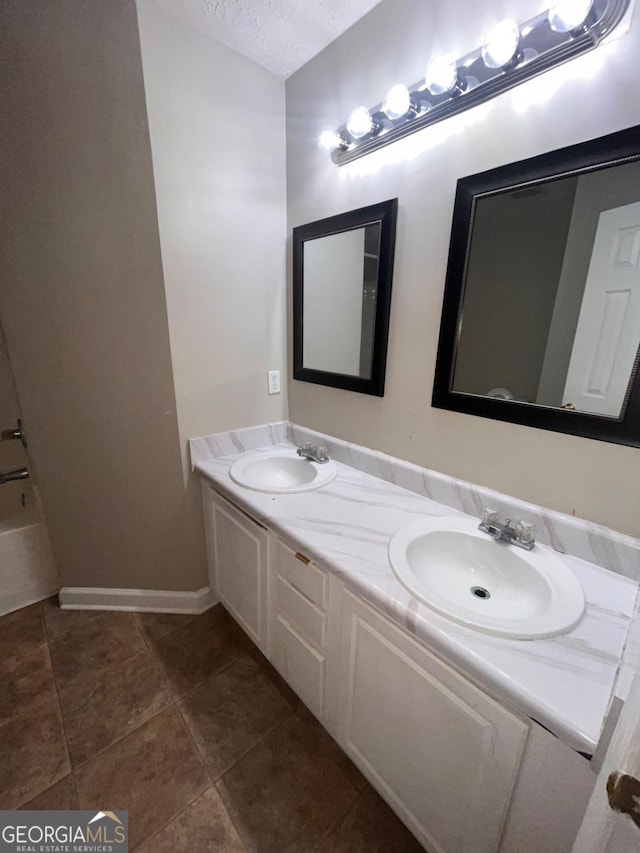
[286,0,640,537]
[136,0,287,451]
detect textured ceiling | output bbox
[148,0,384,77]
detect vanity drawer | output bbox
[276,575,326,650]
[274,538,327,609]
[273,615,325,719]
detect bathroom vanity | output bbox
[194,427,638,853]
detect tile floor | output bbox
[0,599,425,851]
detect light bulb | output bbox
[425,54,459,96]
[347,106,374,139]
[482,19,521,69]
[548,0,593,32]
[319,130,342,152]
[383,84,411,120]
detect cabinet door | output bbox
[205,488,269,651]
[338,591,528,853]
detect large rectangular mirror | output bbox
[433,126,640,446]
[293,198,398,396]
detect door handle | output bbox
[607,771,640,829]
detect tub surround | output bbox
[191,423,639,755]
[0,514,58,618]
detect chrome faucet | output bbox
[296,442,330,464]
[0,467,30,485]
[478,508,536,550]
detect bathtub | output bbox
[0,486,58,617]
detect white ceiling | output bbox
[148,0,384,78]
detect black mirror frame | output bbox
[293,198,398,397]
[432,125,640,448]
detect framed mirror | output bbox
[293,198,398,396]
[433,126,640,447]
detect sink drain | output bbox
[471,586,491,600]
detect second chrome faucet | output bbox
[296,442,330,464]
[478,508,536,550]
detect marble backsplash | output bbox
[188,420,640,582]
[189,421,288,466]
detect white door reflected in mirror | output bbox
[451,159,640,420]
[562,201,640,417]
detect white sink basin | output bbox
[388,516,585,639]
[230,449,338,494]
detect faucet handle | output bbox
[481,507,499,527]
[515,520,536,545]
[316,446,328,462]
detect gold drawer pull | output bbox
[295,552,310,565]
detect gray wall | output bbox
[286,0,640,537]
[0,0,204,590]
[454,180,577,401]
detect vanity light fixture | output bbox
[425,54,465,95]
[382,83,413,120]
[481,19,521,69]
[346,105,377,139]
[549,0,594,32]
[319,129,348,152]
[321,0,629,165]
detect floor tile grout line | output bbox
[128,611,148,646]
[174,648,256,705]
[49,610,172,778]
[213,708,362,853]
[212,777,252,853]
[311,784,364,852]
[153,642,252,705]
[63,621,181,774]
[12,602,74,809]
[172,650,295,851]
[132,611,197,648]
[211,709,297,785]
[152,658,253,852]
[48,612,146,694]
[0,640,58,733]
[43,603,108,644]
[128,784,210,852]
[67,695,177,775]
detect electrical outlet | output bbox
[268,370,281,395]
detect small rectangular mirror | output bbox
[293,199,398,396]
[433,126,640,446]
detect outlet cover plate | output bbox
[268,370,281,395]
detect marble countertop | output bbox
[196,444,638,755]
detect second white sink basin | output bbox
[388,516,585,639]
[230,449,338,494]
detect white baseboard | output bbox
[58,585,218,614]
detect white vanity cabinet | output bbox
[200,481,594,853]
[201,484,269,652]
[337,590,529,853]
[269,537,329,721]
